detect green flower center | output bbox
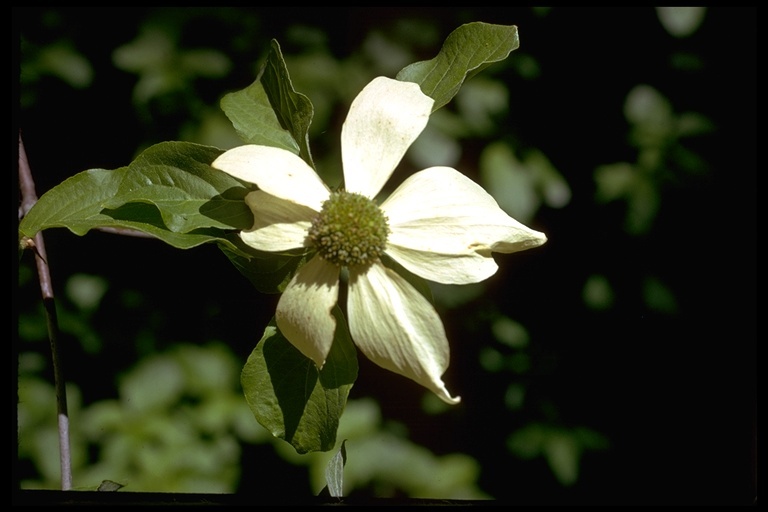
[308,191,390,268]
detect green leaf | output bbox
[19,141,253,250]
[21,182,234,251]
[102,141,252,233]
[241,308,358,454]
[220,76,301,154]
[96,480,125,492]
[219,235,310,294]
[19,168,128,239]
[260,39,316,169]
[397,22,519,112]
[218,39,315,168]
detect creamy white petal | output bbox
[384,245,499,285]
[347,261,460,405]
[381,167,547,284]
[275,255,340,368]
[341,77,434,198]
[212,145,330,211]
[240,190,316,252]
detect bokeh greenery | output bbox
[15,7,755,504]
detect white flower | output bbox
[212,76,547,404]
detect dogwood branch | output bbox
[18,132,73,491]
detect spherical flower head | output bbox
[308,191,390,268]
[212,76,547,405]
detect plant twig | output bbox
[18,132,73,491]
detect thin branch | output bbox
[18,132,73,491]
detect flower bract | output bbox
[212,76,547,404]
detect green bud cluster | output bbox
[308,190,390,267]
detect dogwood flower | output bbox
[212,76,546,404]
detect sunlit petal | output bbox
[342,77,434,198]
[381,167,547,284]
[276,255,340,368]
[347,262,460,405]
[212,145,330,211]
[384,245,499,285]
[240,190,316,251]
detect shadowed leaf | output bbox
[397,23,519,112]
[241,308,358,454]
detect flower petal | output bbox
[212,145,330,211]
[275,255,340,368]
[240,190,316,252]
[347,261,460,405]
[381,167,547,284]
[341,77,434,198]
